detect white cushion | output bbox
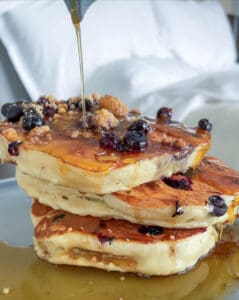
[0,0,236,100]
[0,0,22,16]
[0,0,170,99]
[87,57,199,103]
[152,0,236,71]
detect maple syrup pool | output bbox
[0,226,239,300]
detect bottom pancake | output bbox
[32,201,218,276]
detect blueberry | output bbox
[37,97,50,106]
[116,142,126,152]
[78,116,96,130]
[157,107,172,122]
[128,119,149,133]
[163,175,192,190]
[22,108,44,131]
[1,103,11,116]
[1,103,24,122]
[67,101,81,111]
[138,225,164,236]
[198,119,213,132]
[69,103,79,111]
[97,233,115,245]
[123,131,147,152]
[99,131,121,150]
[208,195,227,216]
[85,99,94,112]
[43,106,57,118]
[52,213,65,223]
[8,141,22,156]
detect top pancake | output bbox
[0,95,211,193]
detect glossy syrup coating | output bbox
[0,96,211,172]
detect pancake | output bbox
[17,157,239,228]
[31,201,218,276]
[0,95,211,193]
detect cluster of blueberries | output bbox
[1,101,43,131]
[99,107,174,153]
[99,119,149,153]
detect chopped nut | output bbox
[91,256,97,262]
[71,130,80,138]
[173,138,186,148]
[129,108,141,115]
[161,134,174,145]
[58,106,67,115]
[53,113,61,119]
[85,95,93,101]
[30,136,40,143]
[29,125,50,137]
[2,128,19,141]
[59,102,67,109]
[150,131,187,148]
[99,95,128,117]
[93,109,119,129]
[92,92,100,101]
[46,133,53,142]
[2,287,10,294]
[81,131,94,138]
[68,110,76,115]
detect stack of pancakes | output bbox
[0,94,239,276]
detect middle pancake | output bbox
[17,157,239,228]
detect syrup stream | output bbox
[71,0,86,128]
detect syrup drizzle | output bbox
[70,0,86,128]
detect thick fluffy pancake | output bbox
[32,201,218,276]
[17,157,239,228]
[0,97,210,193]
